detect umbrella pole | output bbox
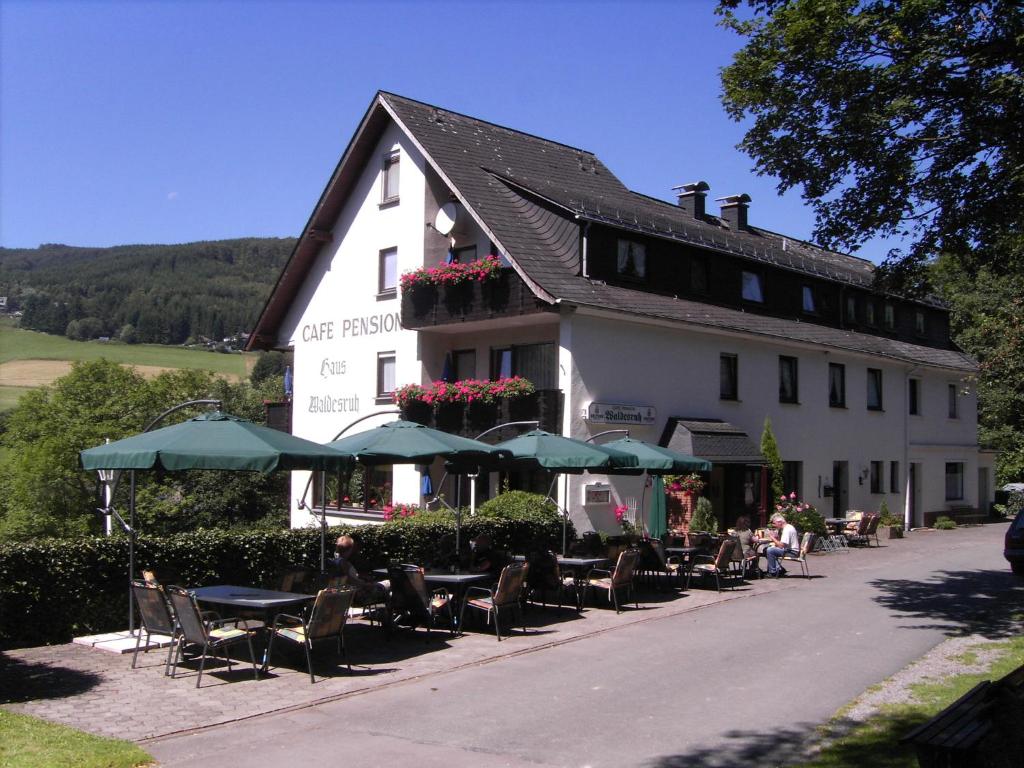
[319,473,327,575]
[640,471,648,537]
[129,470,136,635]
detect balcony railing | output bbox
[399,389,563,438]
[400,268,554,329]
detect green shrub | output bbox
[934,515,958,530]
[690,497,718,533]
[878,499,902,527]
[0,494,565,649]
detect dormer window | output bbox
[381,150,400,203]
[846,295,857,323]
[690,258,708,293]
[865,301,876,325]
[914,310,926,335]
[616,239,646,280]
[802,285,817,314]
[741,270,764,303]
[884,303,896,330]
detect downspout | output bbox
[578,218,590,278]
[904,365,918,530]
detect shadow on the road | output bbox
[0,652,102,704]
[643,714,924,767]
[870,568,1024,637]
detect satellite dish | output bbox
[434,202,459,236]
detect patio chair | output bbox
[387,564,455,636]
[639,539,686,589]
[266,586,355,683]
[865,514,882,547]
[273,566,314,594]
[525,550,579,610]
[781,532,816,579]
[165,585,258,688]
[846,514,874,546]
[130,579,178,674]
[460,561,529,641]
[584,547,641,613]
[686,538,738,593]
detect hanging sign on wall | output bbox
[585,402,656,426]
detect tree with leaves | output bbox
[718,0,1024,288]
[760,416,786,501]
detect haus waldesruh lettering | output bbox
[249,91,992,535]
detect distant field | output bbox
[0,319,256,410]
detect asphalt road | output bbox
[146,524,1021,768]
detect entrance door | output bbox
[908,463,921,527]
[832,461,849,518]
[978,467,990,517]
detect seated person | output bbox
[327,534,388,603]
[468,534,507,578]
[764,514,800,577]
[731,515,758,575]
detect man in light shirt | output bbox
[765,513,799,577]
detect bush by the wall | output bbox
[0,496,565,649]
[933,515,958,530]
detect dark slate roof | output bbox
[660,418,765,465]
[251,92,971,373]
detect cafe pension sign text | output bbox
[585,402,656,426]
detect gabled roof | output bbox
[248,92,972,373]
[660,418,765,465]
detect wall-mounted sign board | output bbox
[585,402,656,426]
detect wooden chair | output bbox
[640,539,686,589]
[166,586,258,688]
[781,532,816,579]
[460,562,530,641]
[387,564,455,636]
[584,548,641,613]
[266,587,355,683]
[686,539,738,592]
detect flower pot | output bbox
[401,400,433,426]
[467,400,499,432]
[885,525,904,539]
[435,401,465,434]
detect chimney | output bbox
[716,193,751,230]
[672,181,710,219]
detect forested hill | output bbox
[0,238,295,345]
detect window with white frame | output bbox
[616,239,646,279]
[867,368,883,410]
[945,462,964,500]
[377,352,396,399]
[379,247,397,295]
[829,363,846,407]
[720,353,738,400]
[742,270,764,303]
[779,355,799,403]
[382,150,400,203]
[802,285,817,314]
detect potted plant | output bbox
[878,499,903,539]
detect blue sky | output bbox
[0,0,894,263]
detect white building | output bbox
[249,91,992,533]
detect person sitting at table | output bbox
[328,535,388,602]
[764,513,800,577]
[731,515,759,577]
[469,534,507,578]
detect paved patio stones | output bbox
[1,574,794,741]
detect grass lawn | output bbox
[0,710,153,768]
[795,635,1024,767]
[0,385,32,411]
[0,317,254,381]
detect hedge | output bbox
[0,496,569,649]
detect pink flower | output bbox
[790,491,797,499]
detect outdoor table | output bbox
[191,585,315,671]
[373,569,493,632]
[665,546,703,587]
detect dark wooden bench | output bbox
[901,665,1024,768]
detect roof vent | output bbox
[672,181,710,219]
[716,193,751,231]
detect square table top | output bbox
[191,585,315,611]
[372,569,493,586]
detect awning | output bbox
[658,417,765,465]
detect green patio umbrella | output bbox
[493,430,640,553]
[598,437,710,537]
[493,429,639,473]
[325,419,508,466]
[600,437,710,474]
[326,420,512,561]
[648,476,668,539]
[80,411,352,473]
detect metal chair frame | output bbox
[686,539,738,592]
[585,548,641,613]
[130,579,178,674]
[266,587,355,683]
[781,532,816,578]
[459,562,529,641]
[166,585,258,688]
